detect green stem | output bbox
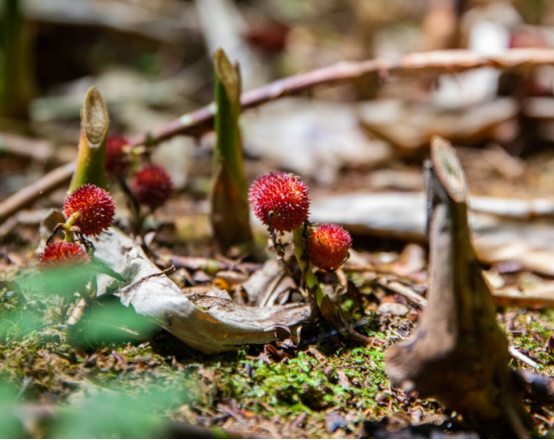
[209,49,253,255]
[293,225,324,307]
[63,212,80,243]
[213,49,248,196]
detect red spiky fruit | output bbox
[105,135,130,175]
[248,172,274,204]
[308,224,352,271]
[64,184,116,236]
[249,172,310,232]
[38,242,90,269]
[131,164,173,209]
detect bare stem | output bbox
[0,0,35,118]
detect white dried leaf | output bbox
[92,229,309,354]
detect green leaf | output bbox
[0,381,26,438]
[52,385,186,439]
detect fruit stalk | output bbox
[292,225,324,307]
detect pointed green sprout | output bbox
[69,87,109,193]
[209,49,253,255]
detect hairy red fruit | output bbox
[308,224,352,271]
[249,172,310,232]
[64,184,116,236]
[131,164,173,209]
[39,242,90,269]
[248,172,274,204]
[105,135,130,175]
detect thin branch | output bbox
[0,161,76,224]
[377,278,429,308]
[0,133,53,161]
[3,48,554,224]
[132,48,554,145]
[379,275,554,311]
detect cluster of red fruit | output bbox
[249,172,351,271]
[106,136,173,210]
[39,143,350,276]
[39,135,174,269]
[39,184,115,268]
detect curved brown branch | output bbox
[0,161,76,224]
[3,48,554,224]
[132,48,554,145]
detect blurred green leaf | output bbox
[52,385,185,439]
[69,296,157,348]
[0,308,42,344]
[17,264,100,299]
[0,381,26,438]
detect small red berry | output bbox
[64,184,116,236]
[39,242,90,269]
[249,172,310,232]
[308,224,352,271]
[131,164,173,209]
[105,135,130,175]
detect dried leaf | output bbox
[87,228,310,354]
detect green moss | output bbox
[507,310,554,372]
[183,334,400,423]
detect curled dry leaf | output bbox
[90,228,309,354]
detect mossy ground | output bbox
[3,259,554,437]
[3,195,554,437]
[0,275,446,438]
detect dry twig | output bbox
[0,133,53,161]
[132,48,554,145]
[0,161,76,224]
[380,277,554,311]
